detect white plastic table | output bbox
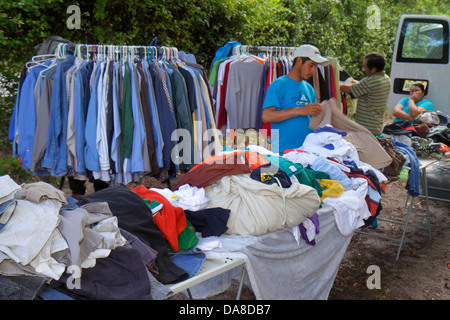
[165,256,246,300]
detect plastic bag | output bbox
[415,111,440,125]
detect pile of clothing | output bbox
[382,111,450,160]
[0,122,392,300]
[0,175,230,300]
[174,123,387,238]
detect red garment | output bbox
[282,148,305,155]
[217,60,232,129]
[173,150,269,190]
[132,185,187,252]
[329,64,337,99]
[344,172,380,217]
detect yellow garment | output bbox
[319,179,344,202]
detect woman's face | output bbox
[410,85,425,100]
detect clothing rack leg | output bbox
[422,166,432,241]
[235,267,246,300]
[396,196,415,260]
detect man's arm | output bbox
[340,78,358,94]
[340,84,352,94]
[262,103,322,123]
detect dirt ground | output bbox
[329,178,450,300]
[65,172,450,301]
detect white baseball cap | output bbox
[293,44,328,66]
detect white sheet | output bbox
[186,206,353,300]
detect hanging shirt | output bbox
[142,60,164,168]
[73,60,93,175]
[30,63,58,174]
[84,61,101,173]
[16,60,52,170]
[42,54,76,176]
[225,56,264,129]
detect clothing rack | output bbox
[55,42,181,62]
[208,43,349,144]
[11,40,220,189]
[232,45,296,58]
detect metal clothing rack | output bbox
[55,42,180,63]
[53,40,185,192]
[232,44,296,58]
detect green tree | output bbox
[0,0,448,157]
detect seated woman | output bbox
[392,83,434,123]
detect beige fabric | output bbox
[14,181,68,205]
[205,173,320,236]
[310,99,392,170]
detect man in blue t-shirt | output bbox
[392,83,434,123]
[262,44,328,154]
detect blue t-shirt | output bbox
[393,97,434,123]
[262,76,316,154]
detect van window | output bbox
[397,18,449,64]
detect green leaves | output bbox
[0,0,448,117]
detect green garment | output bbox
[262,154,330,197]
[208,57,227,86]
[168,62,195,170]
[119,63,134,159]
[143,199,199,252]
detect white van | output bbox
[387,14,450,116]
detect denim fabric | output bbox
[129,62,145,174]
[17,62,51,170]
[84,62,101,172]
[169,248,206,278]
[392,138,422,196]
[42,55,75,176]
[61,196,79,210]
[38,286,74,300]
[0,275,46,300]
[0,199,17,231]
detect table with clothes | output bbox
[0,117,392,300]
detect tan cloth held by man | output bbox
[309,99,392,170]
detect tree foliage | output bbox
[0,0,448,153]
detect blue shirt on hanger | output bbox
[74,60,93,174]
[129,62,146,174]
[17,60,52,170]
[42,55,76,176]
[84,61,101,173]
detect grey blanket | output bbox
[189,206,352,300]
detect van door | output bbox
[387,14,450,117]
